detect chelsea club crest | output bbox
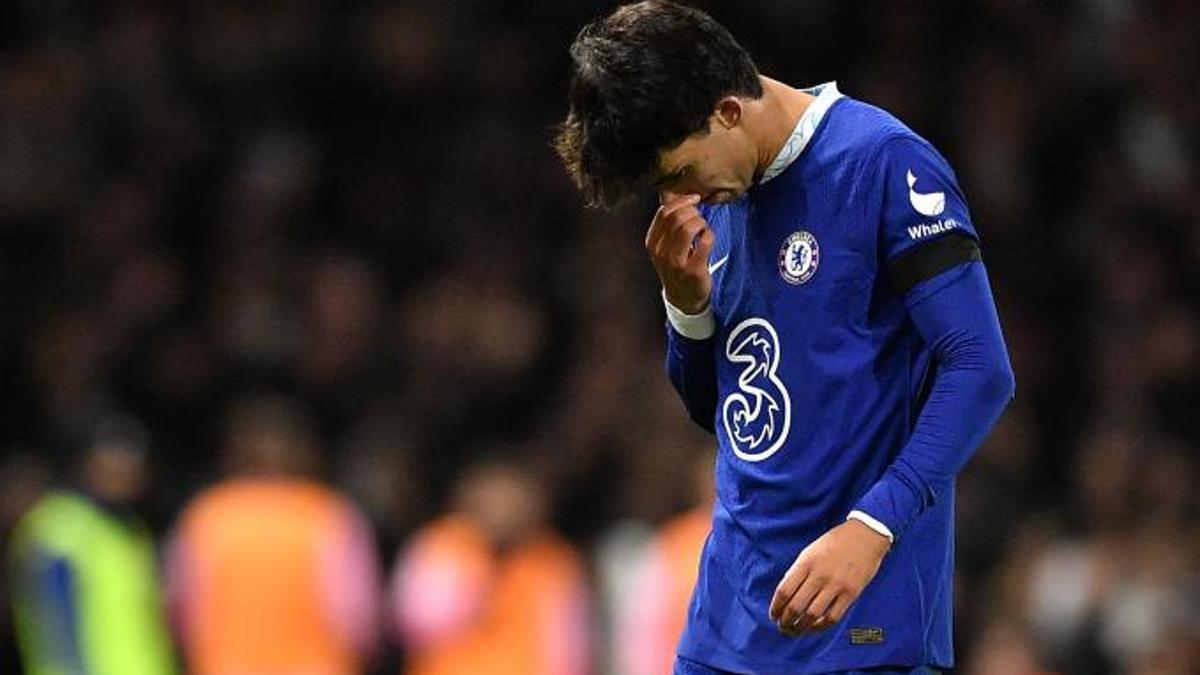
[779,230,819,285]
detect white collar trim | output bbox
[758,81,843,185]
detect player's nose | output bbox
[658,190,698,206]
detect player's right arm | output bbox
[648,193,719,433]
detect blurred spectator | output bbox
[335,400,431,561]
[8,416,175,675]
[391,457,590,675]
[165,393,381,675]
[614,449,715,675]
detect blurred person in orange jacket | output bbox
[617,449,714,675]
[390,457,590,675]
[165,393,382,675]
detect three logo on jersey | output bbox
[723,318,791,462]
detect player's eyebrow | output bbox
[651,165,686,188]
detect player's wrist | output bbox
[846,511,894,547]
[842,520,892,563]
[663,289,715,339]
[664,288,709,315]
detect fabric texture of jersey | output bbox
[669,83,1013,674]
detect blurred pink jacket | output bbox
[391,515,590,675]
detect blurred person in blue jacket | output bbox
[8,415,175,675]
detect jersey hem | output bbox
[677,642,952,675]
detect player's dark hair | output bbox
[555,1,762,207]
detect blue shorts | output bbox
[673,655,943,675]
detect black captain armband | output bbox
[887,233,982,295]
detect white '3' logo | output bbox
[906,169,945,217]
[722,318,792,462]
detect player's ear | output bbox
[713,97,742,130]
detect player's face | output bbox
[653,106,758,205]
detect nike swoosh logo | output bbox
[906,169,946,217]
[708,255,730,274]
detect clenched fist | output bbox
[645,192,714,314]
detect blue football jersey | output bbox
[674,82,982,673]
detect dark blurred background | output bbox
[0,1,1196,674]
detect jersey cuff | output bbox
[663,290,716,340]
[847,510,895,543]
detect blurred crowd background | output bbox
[0,1,1197,674]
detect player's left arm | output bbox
[770,136,1016,636]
